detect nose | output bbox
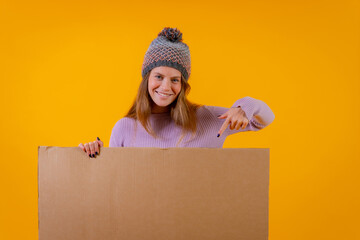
[160,78,171,91]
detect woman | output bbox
[79,27,275,157]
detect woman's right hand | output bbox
[78,137,104,158]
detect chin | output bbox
[154,101,172,107]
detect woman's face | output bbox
[148,66,182,113]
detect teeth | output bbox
[157,91,171,97]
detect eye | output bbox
[172,79,180,83]
[155,75,162,79]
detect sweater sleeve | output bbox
[231,96,275,130]
[204,96,275,136]
[109,118,128,147]
[109,122,120,147]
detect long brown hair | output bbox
[124,71,202,146]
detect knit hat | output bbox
[141,27,191,81]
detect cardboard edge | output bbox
[37,146,51,239]
[37,146,40,239]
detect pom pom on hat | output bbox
[158,27,183,43]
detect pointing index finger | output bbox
[218,118,230,137]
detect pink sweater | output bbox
[109,97,275,148]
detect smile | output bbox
[155,91,172,97]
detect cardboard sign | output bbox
[38,147,269,240]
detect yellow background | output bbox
[1,0,359,239]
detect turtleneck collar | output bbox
[149,111,171,118]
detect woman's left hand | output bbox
[217,106,249,137]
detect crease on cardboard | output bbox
[132,151,136,194]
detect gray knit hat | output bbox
[141,27,191,81]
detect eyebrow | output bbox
[153,72,181,79]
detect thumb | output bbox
[217,114,227,119]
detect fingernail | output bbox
[89,154,91,157]
[92,154,95,157]
[97,137,100,140]
[217,115,221,117]
[217,133,220,137]
[95,152,98,155]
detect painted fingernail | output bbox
[92,154,95,157]
[217,115,221,117]
[217,133,220,137]
[97,137,100,140]
[89,154,91,157]
[95,152,98,155]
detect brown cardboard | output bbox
[38,147,269,240]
